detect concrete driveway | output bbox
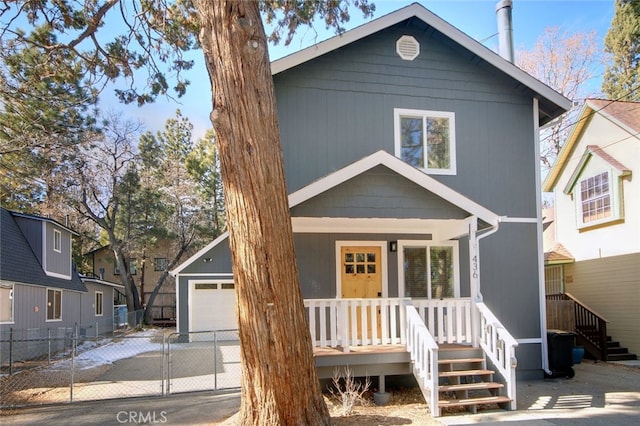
[1,360,638,425]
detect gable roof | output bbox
[544,99,640,192]
[562,145,631,194]
[271,2,571,125]
[0,208,86,292]
[289,150,500,225]
[172,150,500,276]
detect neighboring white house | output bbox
[543,98,640,360]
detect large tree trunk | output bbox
[195,1,330,424]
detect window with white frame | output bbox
[53,229,61,253]
[0,283,14,323]
[47,288,62,321]
[579,171,611,224]
[399,241,459,299]
[95,291,103,316]
[394,108,456,174]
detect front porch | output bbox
[305,297,518,417]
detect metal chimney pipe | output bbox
[496,0,514,62]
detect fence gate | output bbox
[0,328,241,408]
[166,330,241,394]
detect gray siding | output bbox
[479,222,543,377]
[275,20,537,218]
[80,282,116,335]
[0,283,83,332]
[181,242,233,275]
[291,165,469,219]
[44,222,72,277]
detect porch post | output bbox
[468,216,481,347]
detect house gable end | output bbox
[291,164,469,220]
[271,3,570,125]
[563,147,632,195]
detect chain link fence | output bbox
[0,328,240,408]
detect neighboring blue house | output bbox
[0,208,121,363]
[172,2,570,416]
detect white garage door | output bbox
[190,281,237,332]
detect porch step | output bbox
[439,369,494,378]
[439,395,512,408]
[439,382,504,392]
[438,353,511,414]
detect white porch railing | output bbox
[303,298,408,351]
[411,298,473,345]
[476,302,518,410]
[303,298,473,350]
[404,300,440,417]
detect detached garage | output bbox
[171,233,236,335]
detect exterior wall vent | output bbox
[396,35,420,61]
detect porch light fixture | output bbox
[203,258,212,263]
[389,241,398,252]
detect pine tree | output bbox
[603,0,640,100]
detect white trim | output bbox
[176,273,234,278]
[170,232,229,276]
[292,217,468,240]
[335,241,388,299]
[517,338,543,345]
[53,229,62,253]
[499,217,538,223]
[95,291,104,316]
[394,108,457,175]
[289,150,499,225]
[270,3,571,115]
[0,282,14,324]
[396,239,460,299]
[534,97,552,376]
[45,287,62,322]
[45,270,72,280]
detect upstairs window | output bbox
[394,108,456,175]
[579,172,611,224]
[53,229,61,253]
[154,258,169,272]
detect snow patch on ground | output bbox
[51,329,164,370]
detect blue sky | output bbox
[102,0,615,138]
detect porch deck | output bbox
[305,298,518,416]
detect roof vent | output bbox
[396,35,419,61]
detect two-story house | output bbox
[0,208,122,362]
[87,242,177,325]
[171,2,570,416]
[543,99,639,362]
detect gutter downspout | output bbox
[469,217,499,347]
[534,97,553,376]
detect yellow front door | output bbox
[340,246,382,339]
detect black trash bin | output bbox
[546,329,575,378]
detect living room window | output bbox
[398,241,459,299]
[47,288,62,321]
[394,108,456,175]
